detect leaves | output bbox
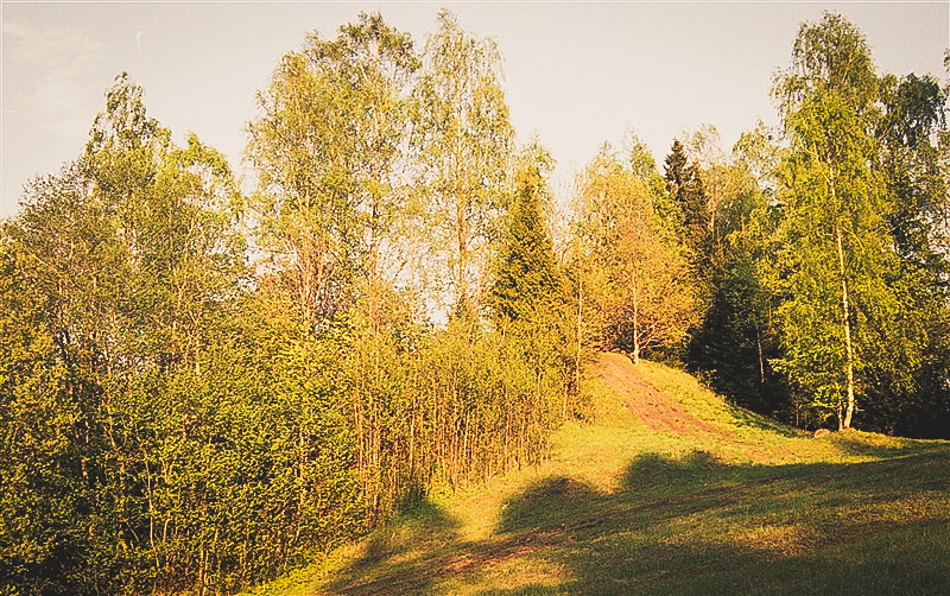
[415,9,514,313]
[770,12,950,432]
[4,10,950,596]
[577,146,698,362]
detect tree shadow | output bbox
[621,450,728,490]
[828,429,947,459]
[723,403,806,439]
[321,449,950,595]
[497,476,603,535]
[486,449,950,595]
[484,452,761,594]
[321,496,463,595]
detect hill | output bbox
[244,352,950,595]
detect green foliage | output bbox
[771,12,950,433]
[0,219,85,595]
[0,75,362,595]
[246,12,419,326]
[326,301,577,529]
[860,71,950,437]
[415,8,514,314]
[663,139,709,263]
[687,255,789,418]
[771,13,885,429]
[680,125,791,422]
[490,158,562,323]
[879,73,948,265]
[6,10,950,596]
[418,313,576,487]
[577,146,698,362]
[279,354,950,596]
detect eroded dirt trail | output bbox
[593,351,732,440]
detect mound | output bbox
[593,352,732,440]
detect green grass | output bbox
[241,353,950,595]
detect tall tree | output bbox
[416,9,514,315]
[772,13,891,430]
[247,12,419,328]
[489,149,561,323]
[878,72,948,272]
[863,70,950,436]
[248,14,430,527]
[664,139,709,264]
[1,73,247,594]
[682,124,791,418]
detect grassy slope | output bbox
[244,353,950,596]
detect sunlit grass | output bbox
[242,353,950,595]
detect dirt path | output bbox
[594,352,732,440]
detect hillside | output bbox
[246,352,950,595]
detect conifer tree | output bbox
[664,139,710,263]
[490,162,561,323]
[682,125,790,418]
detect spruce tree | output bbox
[490,164,561,323]
[664,139,710,263]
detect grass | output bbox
[241,352,950,595]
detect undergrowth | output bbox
[241,353,950,595]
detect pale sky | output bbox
[2,1,948,219]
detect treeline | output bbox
[1,11,577,596]
[1,9,949,596]
[574,13,950,439]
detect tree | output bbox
[578,147,698,363]
[247,12,419,329]
[415,9,514,315]
[664,139,709,265]
[878,72,948,271]
[0,165,98,595]
[1,73,249,594]
[680,124,793,418]
[863,71,950,437]
[489,150,561,323]
[772,13,891,430]
[628,134,672,223]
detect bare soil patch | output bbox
[594,352,732,440]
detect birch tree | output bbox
[247,12,419,328]
[579,147,697,363]
[416,9,514,315]
[772,13,892,430]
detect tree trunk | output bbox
[836,224,856,429]
[754,313,765,384]
[631,271,640,365]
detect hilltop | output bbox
[244,352,950,595]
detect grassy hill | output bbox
[243,352,950,595]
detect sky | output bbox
[2,1,948,219]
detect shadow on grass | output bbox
[828,429,948,459]
[491,450,950,595]
[321,498,462,595]
[723,403,806,439]
[322,449,950,595]
[622,450,728,488]
[497,477,602,534]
